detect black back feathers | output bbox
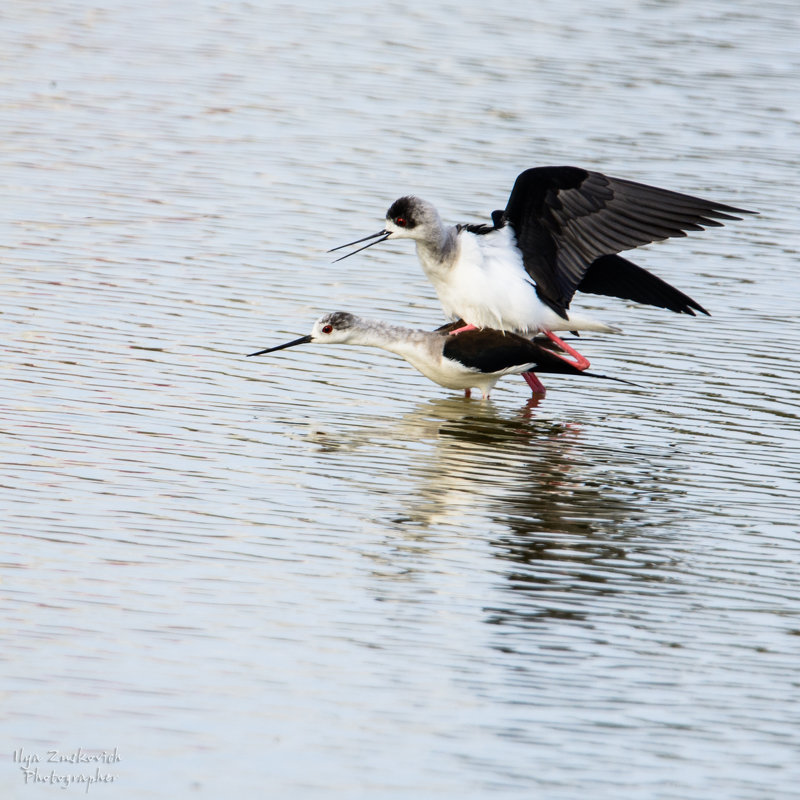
[442,329,587,376]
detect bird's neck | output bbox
[414,225,459,280]
[353,323,432,364]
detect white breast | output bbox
[385,336,474,390]
[424,227,561,333]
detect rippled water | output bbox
[2,1,799,798]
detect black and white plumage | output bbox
[248,312,628,400]
[331,165,753,333]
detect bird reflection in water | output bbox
[305,396,681,633]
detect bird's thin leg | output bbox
[522,372,547,395]
[544,331,591,371]
[464,388,472,398]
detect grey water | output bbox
[2,1,799,797]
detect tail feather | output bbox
[581,370,640,387]
[531,344,640,386]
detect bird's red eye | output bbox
[395,217,407,227]
[322,324,333,334]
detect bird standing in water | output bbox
[331,165,752,391]
[248,312,632,400]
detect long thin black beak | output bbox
[328,230,390,263]
[247,334,312,357]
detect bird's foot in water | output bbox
[522,372,547,395]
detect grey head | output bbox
[248,312,362,357]
[329,195,445,261]
[309,311,361,343]
[384,196,444,240]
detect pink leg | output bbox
[522,371,547,395]
[544,331,591,371]
[449,323,478,335]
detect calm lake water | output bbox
[2,1,799,797]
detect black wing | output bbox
[501,166,752,317]
[578,254,709,316]
[442,329,587,376]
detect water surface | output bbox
[2,1,799,798]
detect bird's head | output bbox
[247,312,360,357]
[329,196,443,261]
[384,196,442,240]
[308,311,360,344]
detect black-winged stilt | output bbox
[248,312,632,400]
[330,165,754,383]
